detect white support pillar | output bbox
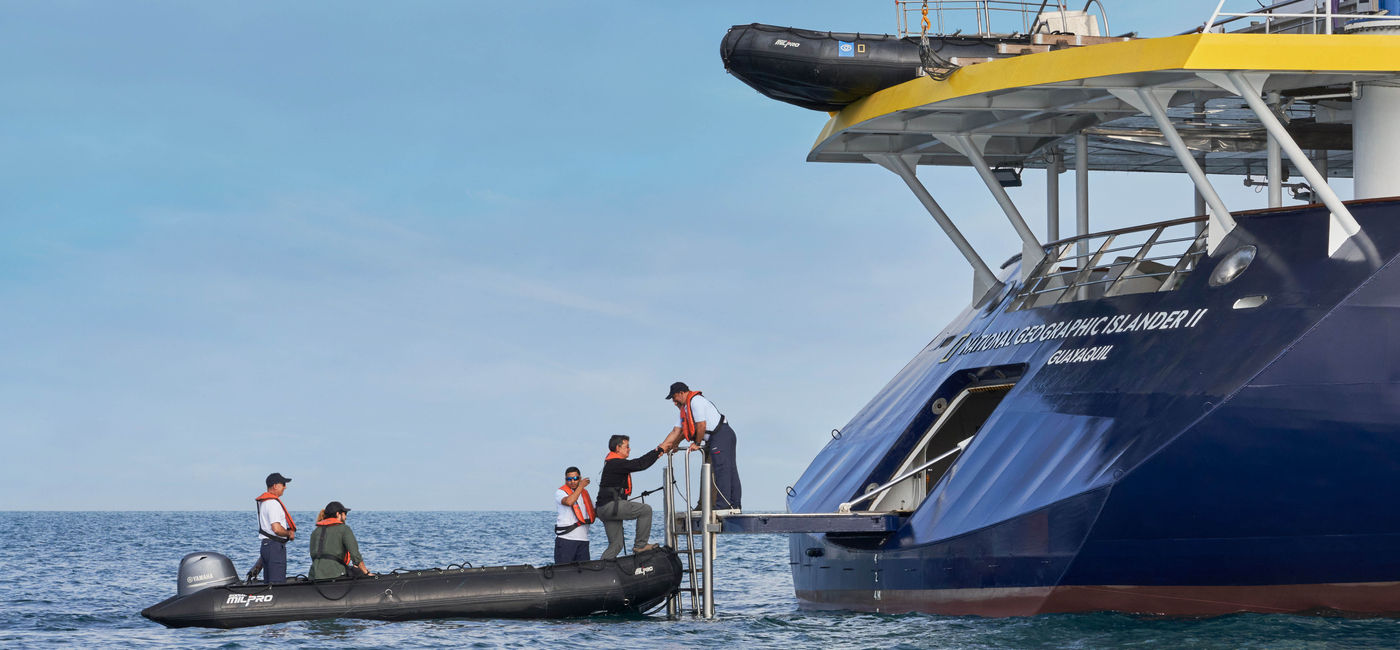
[1354,82,1400,199]
[1111,87,1236,254]
[947,134,1046,281]
[868,153,1001,299]
[1193,100,1208,233]
[1194,150,1208,233]
[1205,71,1362,256]
[1267,91,1283,208]
[1047,149,1060,242]
[1075,132,1089,270]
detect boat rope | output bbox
[919,1,960,81]
[311,579,356,601]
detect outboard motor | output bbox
[176,551,238,596]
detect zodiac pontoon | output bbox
[142,548,682,628]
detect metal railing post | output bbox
[663,460,679,618]
[700,461,715,619]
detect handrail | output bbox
[1197,0,1400,35]
[837,437,972,514]
[1043,215,1205,250]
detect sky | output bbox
[0,0,1321,511]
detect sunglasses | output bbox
[565,477,581,481]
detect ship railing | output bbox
[662,448,716,619]
[837,436,972,514]
[895,0,1107,38]
[1008,216,1208,311]
[1199,0,1400,35]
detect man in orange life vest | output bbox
[255,472,296,584]
[554,466,594,564]
[661,382,742,512]
[596,435,668,559]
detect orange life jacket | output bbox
[255,492,296,539]
[604,451,632,497]
[314,517,352,565]
[677,390,704,442]
[558,485,595,525]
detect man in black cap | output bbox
[253,472,296,583]
[309,501,371,580]
[661,381,742,512]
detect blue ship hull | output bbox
[788,200,1400,615]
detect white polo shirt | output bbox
[258,498,290,537]
[678,394,723,432]
[555,488,591,542]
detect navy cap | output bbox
[666,381,689,399]
[265,472,292,488]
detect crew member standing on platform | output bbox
[255,472,296,584]
[554,466,595,564]
[661,381,742,512]
[597,435,667,559]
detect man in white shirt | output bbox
[662,381,742,512]
[255,472,296,583]
[554,466,594,564]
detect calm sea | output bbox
[2,511,1396,648]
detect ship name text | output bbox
[955,308,1208,357]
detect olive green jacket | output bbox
[308,521,364,580]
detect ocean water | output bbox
[2,511,1397,648]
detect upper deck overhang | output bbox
[811,33,1400,177]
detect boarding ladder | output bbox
[662,449,718,618]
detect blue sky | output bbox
[1,1,1309,510]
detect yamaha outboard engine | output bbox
[176,551,238,596]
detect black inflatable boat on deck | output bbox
[721,23,1014,112]
[142,547,682,628]
[722,23,1131,112]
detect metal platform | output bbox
[675,511,906,534]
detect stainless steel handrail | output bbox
[837,437,972,514]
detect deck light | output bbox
[1209,245,1257,287]
[992,167,1022,187]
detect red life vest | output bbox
[255,492,296,538]
[558,485,595,525]
[677,390,704,442]
[604,451,632,497]
[314,517,352,565]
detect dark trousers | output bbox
[554,537,590,564]
[707,422,742,510]
[260,538,287,583]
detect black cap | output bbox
[666,381,689,399]
[323,501,351,517]
[265,472,292,488]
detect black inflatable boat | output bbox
[142,548,682,628]
[721,23,1019,112]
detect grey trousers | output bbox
[597,499,652,560]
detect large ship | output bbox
[726,1,1400,616]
